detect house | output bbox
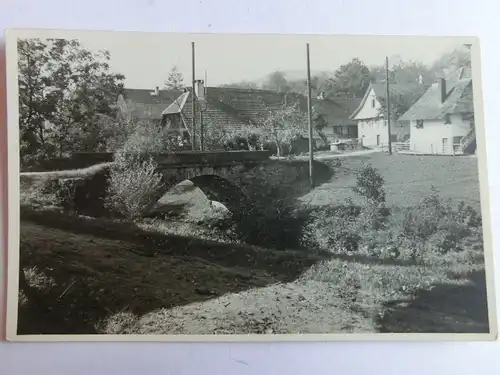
[157,81,357,150]
[349,82,429,148]
[116,86,183,124]
[398,67,474,155]
[313,94,361,145]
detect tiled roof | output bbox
[121,88,183,120]
[398,67,473,121]
[163,87,358,136]
[179,94,255,135]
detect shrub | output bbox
[115,121,176,166]
[224,135,250,151]
[46,178,78,211]
[106,158,164,219]
[352,164,386,206]
[301,203,362,253]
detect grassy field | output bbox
[17,152,490,335]
[301,153,481,209]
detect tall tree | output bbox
[331,58,371,98]
[17,38,125,165]
[164,66,185,90]
[262,71,291,93]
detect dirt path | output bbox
[101,279,374,335]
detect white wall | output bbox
[409,114,471,154]
[354,87,398,148]
[359,118,388,147]
[353,88,382,120]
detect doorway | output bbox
[442,138,449,154]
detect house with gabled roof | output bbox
[314,95,361,144]
[116,86,183,124]
[158,81,359,149]
[398,67,475,155]
[349,82,429,149]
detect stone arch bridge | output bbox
[32,151,334,220]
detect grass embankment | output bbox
[18,207,329,334]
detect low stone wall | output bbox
[72,150,273,167]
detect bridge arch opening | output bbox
[186,174,249,221]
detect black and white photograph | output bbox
[4,29,497,340]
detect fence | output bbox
[393,142,410,153]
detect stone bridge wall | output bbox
[22,151,334,220]
[156,159,333,219]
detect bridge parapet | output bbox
[71,150,273,169]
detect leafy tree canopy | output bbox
[18,38,125,165]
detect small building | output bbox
[398,67,475,155]
[116,86,183,125]
[314,95,361,146]
[349,82,429,149]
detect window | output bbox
[416,120,424,129]
[444,114,451,124]
[371,99,376,108]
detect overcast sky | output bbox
[73,32,466,89]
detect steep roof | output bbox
[349,82,430,120]
[398,67,473,121]
[120,88,183,120]
[161,91,190,116]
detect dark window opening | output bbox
[416,120,424,128]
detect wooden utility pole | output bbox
[200,70,207,151]
[199,96,204,151]
[191,42,196,151]
[306,43,314,187]
[385,56,392,155]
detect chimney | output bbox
[155,86,160,96]
[194,79,205,101]
[438,78,447,103]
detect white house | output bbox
[349,83,428,149]
[398,67,475,155]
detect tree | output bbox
[218,81,259,89]
[262,71,291,93]
[17,38,125,165]
[377,84,428,120]
[370,60,433,84]
[258,97,306,158]
[285,72,336,98]
[331,58,371,98]
[431,46,471,78]
[312,105,329,148]
[164,66,184,90]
